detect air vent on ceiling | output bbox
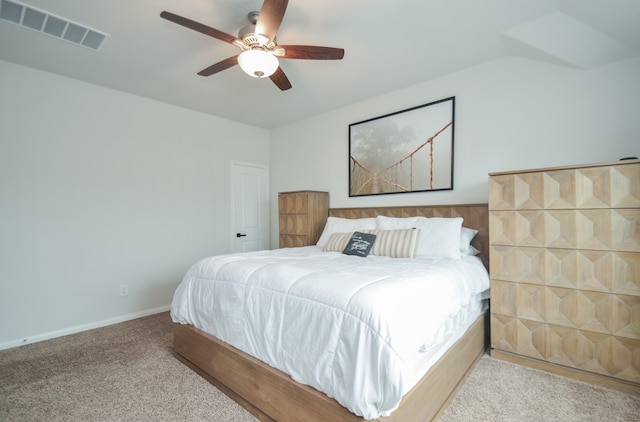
[0,0,109,50]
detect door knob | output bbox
[236,233,247,238]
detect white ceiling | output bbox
[1,0,639,129]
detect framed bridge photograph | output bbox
[348,97,455,197]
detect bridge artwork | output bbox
[349,97,455,197]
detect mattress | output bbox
[171,246,490,419]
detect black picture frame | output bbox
[349,96,455,197]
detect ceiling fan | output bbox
[160,0,344,91]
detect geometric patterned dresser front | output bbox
[488,160,640,387]
[278,191,329,248]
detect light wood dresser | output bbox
[488,159,640,392]
[278,191,329,248]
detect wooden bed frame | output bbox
[173,204,490,422]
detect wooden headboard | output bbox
[329,203,489,269]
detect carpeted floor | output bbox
[1,312,638,421]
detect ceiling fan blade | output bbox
[160,11,239,45]
[197,56,239,76]
[270,67,292,91]
[255,0,289,43]
[275,45,345,60]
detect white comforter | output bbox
[171,246,490,419]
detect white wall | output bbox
[269,56,640,246]
[3,54,639,348]
[0,60,269,348]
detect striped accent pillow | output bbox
[324,229,420,258]
[367,229,420,258]
[323,232,354,252]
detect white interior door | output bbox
[231,162,269,253]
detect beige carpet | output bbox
[1,312,638,421]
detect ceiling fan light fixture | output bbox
[160,2,344,91]
[238,49,279,78]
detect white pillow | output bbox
[316,217,377,249]
[376,215,462,259]
[460,227,480,255]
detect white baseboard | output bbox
[0,305,171,351]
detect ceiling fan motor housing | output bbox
[238,11,275,49]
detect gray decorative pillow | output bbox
[342,232,377,257]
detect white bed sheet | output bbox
[171,246,490,420]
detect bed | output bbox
[171,204,490,422]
